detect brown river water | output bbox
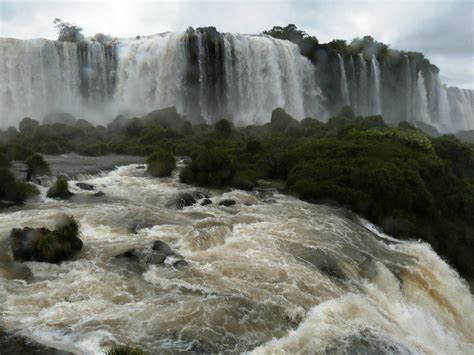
[0,156,472,354]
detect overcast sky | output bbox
[1,0,473,88]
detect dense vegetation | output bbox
[0,106,473,279]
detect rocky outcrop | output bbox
[218,199,236,207]
[168,191,209,209]
[115,240,187,269]
[75,182,94,191]
[10,216,83,263]
[47,176,74,199]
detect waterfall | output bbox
[370,54,382,115]
[347,56,357,108]
[357,53,368,115]
[337,54,350,106]
[0,32,324,127]
[413,71,431,124]
[1,32,473,131]
[447,87,474,131]
[404,55,413,121]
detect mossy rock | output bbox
[10,215,82,263]
[47,176,74,199]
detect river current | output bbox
[0,157,472,354]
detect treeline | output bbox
[0,107,473,279]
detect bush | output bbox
[180,148,234,187]
[0,168,39,204]
[147,148,176,177]
[19,117,39,135]
[105,344,146,355]
[47,176,73,199]
[25,153,51,180]
[35,215,82,263]
[214,119,233,138]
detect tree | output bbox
[19,117,39,135]
[264,24,319,60]
[214,119,233,138]
[25,154,51,181]
[53,18,84,42]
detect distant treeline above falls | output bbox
[1,24,473,133]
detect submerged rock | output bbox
[114,240,185,269]
[218,199,236,207]
[169,191,208,209]
[75,182,94,190]
[173,260,189,269]
[94,191,105,197]
[10,216,83,263]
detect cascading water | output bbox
[404,55,413,121]
[413,72,431,124]
[1,30,473,131]
[0,158,472,353]
[357,53,369,116]
[338,54,350,106]
[0,31,324,127]
[370,54,382,115]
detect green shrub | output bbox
[36,215,82,263]
[180,148,234,187]
[105,344,146,355]
[147,148,176,177]
[47,176,73,199]
[25,153,51,180]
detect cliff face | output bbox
[0,27,472,132]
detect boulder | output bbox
[152,240,174,256]
[10,227,49,261]
[173,260,189,269]
[115,248,140,259]
[169,191,208,209]
[218,199,236,207]
[201,199,212,206]
[148,251,166,265]
[94,191,105,197]
[76,182,94,191]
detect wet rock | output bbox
[135,165,146,170]
[201,198,212,206]
[127,220,154,234]
[218,199,236,207]
[76,182,94,190]
[115,248,140,259]
[152,240,174,256]
[296,247,346,279]
[0,200,16,209]
[149,251,166,265]
[0,330,71,355]
[10,227,49,261]
[173,260,189,269]
[93,191,105,197]
[169,191,208,209]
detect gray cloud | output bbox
[1,0,473,88]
